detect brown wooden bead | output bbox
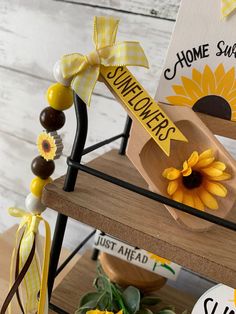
[40,107,65,131]
[31,156,55,179]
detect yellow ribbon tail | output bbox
[38,218,51,314]
[5,208,51,313]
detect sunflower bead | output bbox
[46,83,73,111]
[30,176,52,198]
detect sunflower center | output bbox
[42,140,51,152]
[182,170,203,189]
[193,95,231,120]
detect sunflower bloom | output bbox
[166,64,236,121]
[37,131,63,161]
[162,149,231,211]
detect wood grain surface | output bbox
[43,149,236,288]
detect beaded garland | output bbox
[28,61,73,214]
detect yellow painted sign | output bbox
[101,65,188,156]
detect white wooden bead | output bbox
[25,192,46,214]
[53,60,72,87]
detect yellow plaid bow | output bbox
[8,207,50,314]
[61,16,149,106]
[221,0,236,17]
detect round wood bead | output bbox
[53,60,72,87]
[46,83,73,111]
[31,156,55,179]
[40,107,66,131]
[30,176,52,198]
[25,193,46,214]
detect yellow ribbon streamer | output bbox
[221,0,236,17]
[61,16,149,106]
[8,207,51,314]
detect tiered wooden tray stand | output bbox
[42,94,236,314]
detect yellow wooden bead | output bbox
[46,83,73,111]
[30,176,52,198]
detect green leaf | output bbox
[79,292,102,307]
[122,286,141,314]
[141,296,162,306]
[97,292,111,310]
[77,299,98,312]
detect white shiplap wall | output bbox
[2,0,235,298]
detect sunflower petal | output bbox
[211,161,226,171]
[202,65,216,94]
[172,188,184,203]
[172,85,186,96]
[181,76,203,100]
[207,172,231,181]
[198,188,219,210]
[188,151,199,167]
[183,192,194,207]
[167,180,179,196]
[182,167,192,177]
[204,180,228,197]
[215,63,225,85]
[162,167,181,180]
[192,68,202,86]
[193,193,205,211]
[199,149,213,160]
[166,95,193,106]
[201,167,223,177]
[195,157,215,169]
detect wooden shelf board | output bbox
[42,149,236,288]
[51,251,197,313]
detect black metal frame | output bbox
[47,92,236,313]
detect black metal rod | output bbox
[49,302,69,314]
[56,230,96,276]
[119,115,132,155]
[63,93,88,192]
[68,161,236,232]
[91,248,100,261]
[48,93,88,299]
[82,133,124,156]
[48,214,68,298]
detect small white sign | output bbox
[192,284,236,314]
[94,231,181,281]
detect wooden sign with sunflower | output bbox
[157,0,236,122]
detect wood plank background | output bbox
[0,0,235,301]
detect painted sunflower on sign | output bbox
[166,64,236,121]
[162,149,231,211]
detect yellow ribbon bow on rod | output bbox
[221,0,236,17]
[61,16,149,106]
[5,207,50,314]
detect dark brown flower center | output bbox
[42,140,51,152]
[182,170,203,189]
[193,95,231,120]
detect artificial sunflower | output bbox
[166,64,236,121]
[37,131,63,161]
[162,149,231,211]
